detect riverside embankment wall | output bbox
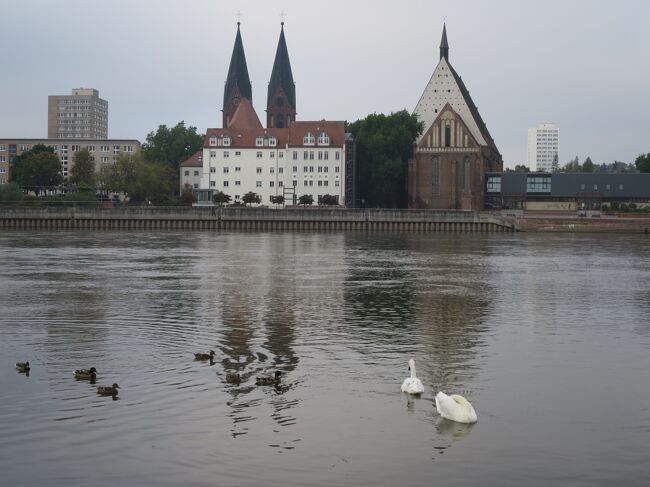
[0,207,516,232]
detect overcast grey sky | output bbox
[1,0,649,167]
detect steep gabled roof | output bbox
[224,23,252,106]
[267,23,296,108]
[180,150,203,167]
[229,97,263,130]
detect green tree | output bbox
[514,164,530,173]
[298,194,314,206]
[12,149,62,194]
[560,156,581,173]
[241,191,261,206]
[319,194,339,205]
[551,154,559,172]
[180,185,197,205]
[142,121,204,171]
[213,191,232,206]
[582,157,594,173]
[98,153,174,204]
[270,195,285,205]
[70,148,95,185]
[0,182,23,204]
[347,110,422,208]
[635,152,650,173]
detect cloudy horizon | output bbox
[1,0,649,168]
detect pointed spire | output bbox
[267,22,296,113]
[224,23,252,107]
[440,23,449,61]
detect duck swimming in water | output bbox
[256,371,282,386]
[96,383,120,396]
[194,350,215,361]
[74,367,97,380]
[15,362,30,373]
[225,373,241,384]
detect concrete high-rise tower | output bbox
[527,123,559,172]
[48,88,108,139]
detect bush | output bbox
[0,182,23,204]
[629,202,637,210]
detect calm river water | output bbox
[1,231,649,486]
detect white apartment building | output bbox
[190,121,346,206]
[527,123,559,172]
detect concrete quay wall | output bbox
[0,207,516,232]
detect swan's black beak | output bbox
[408,366,411,371]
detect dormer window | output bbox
[318,132,330,145]
[223,136,231,147]
[209,136,218,147]
[269,137,277,147]
[256,136,264,147]
[303,132,315,145]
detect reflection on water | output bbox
[0,231,649,486]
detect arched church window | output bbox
[464,157,471,193]
[303,132,315,145]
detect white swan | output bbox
[435,392,477,424]
[401,359,424,394]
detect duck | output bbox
[435,391,477,424]
[401,359,424,394]
[225,372,241,384]
[15,361,30,373]
[74,367,97,380]
[96,383,120,396]
[194,350,215,361]
[256,371,282,386]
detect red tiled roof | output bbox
[204,120,345,149]
[180,150,203,167]
[229,97,263,130]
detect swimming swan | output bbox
[435,392,477,424]
[401,359,424,394]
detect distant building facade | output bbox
[180,151,203,191]
[485,172,650,210]
[196,23,348,206]
[408,25,502,210]
[48,88,108,139]
[0,138,140,182]
[527,123,559,172]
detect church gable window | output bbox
[303,132,315,145]
[318,132,330,145]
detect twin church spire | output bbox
[222,22,296,129]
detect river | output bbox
[1,231,649,486]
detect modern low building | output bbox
[48,88,109,139]
[485,172,650,210]
[0,138,141,182]
[527,123,559,172]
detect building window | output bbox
[303,151,308,160]
[235,181,241,186]
[619,184,624,190]
[444,126,451,147]
[318,151,323,160]
[279,152,284,158]
[224,151,229,158]
[605,184,611,190]
[209,136,217,146]
[278,167,283,174]
[335,166,340,173]
[293,166,298,172]
[210,150,216,158]
[256,136,264,147]
[464,157,471,193]
[303,180,308,186]
[279,181,283,187]
[486,175,501,193]
[223,181,228,187]
[431,156,440,195]
[324,166,329,173]
[335,180,340,187]
[309,166,314,173]
[303,132,315,145]
[324,180,329,187]
[318,132,330,145]
[210,167,216,173]
[235,167,241,172]
[318,180,323,187]
[318,166,322,173]
[580,184,585,190]
[270,152,275,158]
[211,181,216,187]
[269,137,277,147]
[293,151,298,160]
[309,151,314,160]
[256,181,262,187]
[194,170,199,176]
[223,136,231,146]
[303,166,308,172]
[335,151,340,160]
[257,167,262,174]
[527,175,552,193]
[309,180,313,187]
[270,167,275,174]
[594,184,598,190]
[223,167,229,173]
[324,152,329,160]
[257,152,262,158]
[270,181,274,187]
[235,151,241,156]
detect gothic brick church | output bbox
[408,25,502,210]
